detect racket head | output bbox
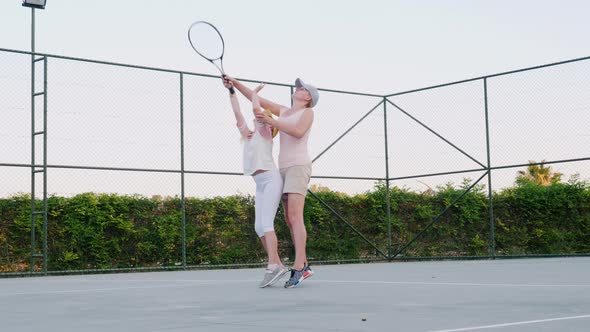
[188,21,226,62]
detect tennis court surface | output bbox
[1,257,589,331]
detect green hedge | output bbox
[1,179,589,272]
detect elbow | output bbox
[292,131,304,139]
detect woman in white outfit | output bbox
[224,79,287,287]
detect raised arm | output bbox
[251,83,274,140]
[251,83,266,114]
[224,76,287,117]
[224,79,251,138]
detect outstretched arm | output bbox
[224,79,251,138]
[256,108,314,139]
[224,76,287,117]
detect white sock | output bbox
[267,263,280,271]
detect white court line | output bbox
[313,280,590,288]
[428,314,590,331]
[16,279,257,283]
[0,279,255,296]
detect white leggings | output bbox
[253,169,283,237]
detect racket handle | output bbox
[222,74,235,94]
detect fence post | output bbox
[383,97,392,259]
[483,78,496,258]
[180,73,187,269]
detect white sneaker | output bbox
[259,266,288,288]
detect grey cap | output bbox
[295,78,319,107]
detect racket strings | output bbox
[188,22,225,61]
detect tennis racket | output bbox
[188,21,235,94]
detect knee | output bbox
[255,223,264,238]
[287,210,303,225]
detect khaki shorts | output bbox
[280,164,312,196]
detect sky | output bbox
[1,0,589,197]
[2,0,589,93]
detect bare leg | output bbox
[287,193,307,271]
[282,194,297,264]
[263,231,282,265]
[282,194,294,242]
[259,235,268,254]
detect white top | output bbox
[237,119,277,176]
[242,129,277,175]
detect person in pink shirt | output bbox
[225,76,319,288]
[224,80,288,288]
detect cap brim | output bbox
[295,78,305,88]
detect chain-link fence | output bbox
[1,47,589,275]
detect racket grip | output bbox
[222,74,235,94]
